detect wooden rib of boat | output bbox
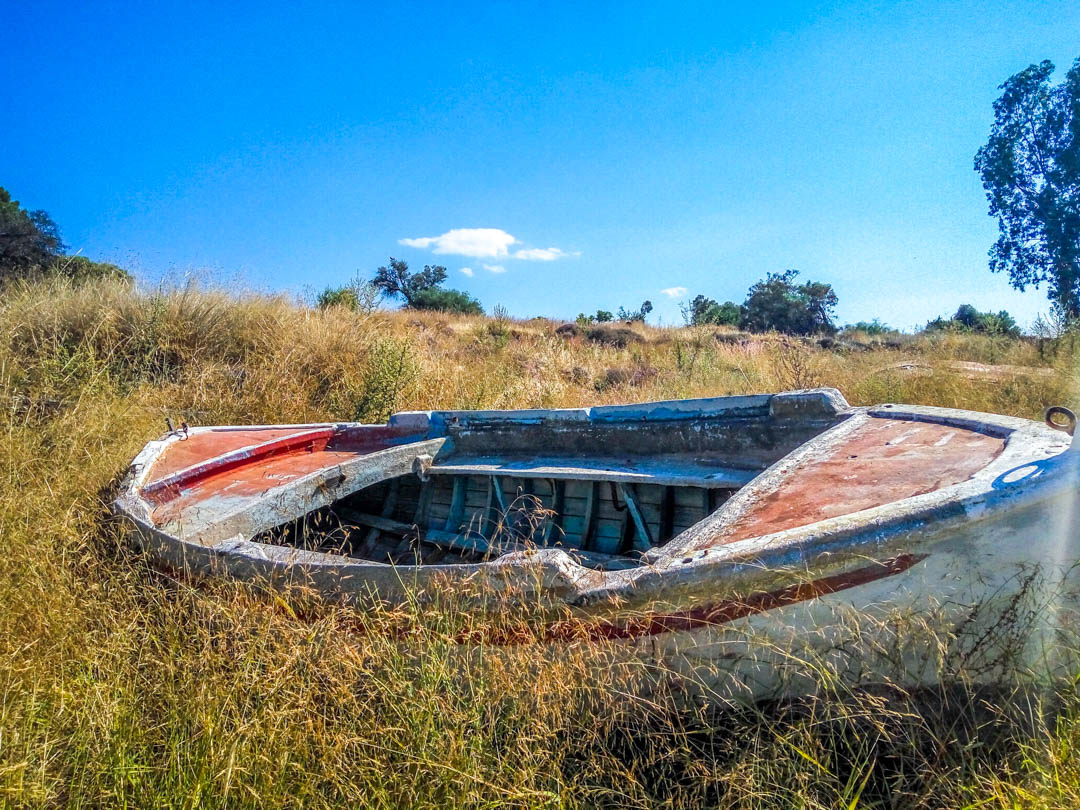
[114,389,1080,698]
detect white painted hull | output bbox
[113,390,1080,701]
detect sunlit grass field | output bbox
[3,276,1080,808]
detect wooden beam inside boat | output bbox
[338,508,495,556]
[581,480,598,551]
[426,457,757,489]
[444,476,466,533]
[359,478,399,553]
[542,478,564,545]
[617,482,654,552]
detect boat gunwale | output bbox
[113,392,1076,607]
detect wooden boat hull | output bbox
[114,389,1080,699]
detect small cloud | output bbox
[483,264,506,274]
[512,247,579,261]
[401,228,578,262]
[661,286,687,298]
[460,267,474,277]
[399,228,517,258]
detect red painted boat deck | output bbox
[143,425,420,524]
[712,417,1005,546]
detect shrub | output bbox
[316,279,378,313]
[925,305,1021,337]
[687,295,742,326]
[842,319,892,337]
[585,325,643,347]
[617,300,653,322]
[409,287,483,315]
[54,255,132,284]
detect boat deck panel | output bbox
[147,427,323,481]
[712,417,1006,546]
[145,424,425,485]
[150,448,364,525]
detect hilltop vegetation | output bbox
[1,276,1080,808]
[0,186,131,285]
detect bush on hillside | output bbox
[316,278,378,313]
[1,186,132,286]
[687,295,742,326]
[686,270,837,336]
[925,305,1021,337]
[410,287,483,315]
[54,255,132,285]
[841,319,894,337]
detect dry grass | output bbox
[2,276,1080,808]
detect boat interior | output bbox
[251,398,843,570]
[139,391,1013,572]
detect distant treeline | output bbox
[0,184,1043,338]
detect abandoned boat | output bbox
[115,389,1080,696]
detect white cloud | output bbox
[512,247,579,261]
[483,264,506,274]
[400,228,579,262]
[661,286,687,298]
[399,228,516,258]
[460,267,474,277]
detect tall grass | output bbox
[1,276,1079,807]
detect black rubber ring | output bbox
[1045,406,1076,436]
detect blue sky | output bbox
[3,1,1078,329]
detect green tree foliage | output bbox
[740,269,837,335]
[925,305,1021,337]
[371,257,482,315]
[372,258,448,306]
[575,310,615,325]
[974,57,1080,317]
[409,287,483,315]
[1,186,64,277]
[688,295,741,326]
[617,300,653,322]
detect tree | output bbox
[617,300,653,322]
[594,310,614,323]
[741,269,837,335]
[372,258,449,306]
[687,295,741,326]
[370,257,482,314]
[0,186,64,276]
[974,57,1080,317]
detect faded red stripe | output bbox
[468,553,926,646]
